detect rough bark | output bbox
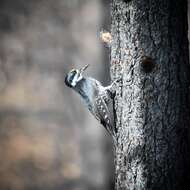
[110,0,190,189]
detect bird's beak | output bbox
[80,64,89,73]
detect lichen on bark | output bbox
[110,0,190,189]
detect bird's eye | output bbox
[69,72,76,82]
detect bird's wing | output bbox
[94,96,115,136]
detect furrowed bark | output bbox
[110,0,190,189]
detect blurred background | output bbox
[0,1,189,190]
[0,0,114,190]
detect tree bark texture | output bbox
[110,0,190,189]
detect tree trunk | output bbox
[110,0,190,189]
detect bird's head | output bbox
[65,64,89,88]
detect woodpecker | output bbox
[65,64,117,141]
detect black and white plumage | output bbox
[65,64,116,140]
